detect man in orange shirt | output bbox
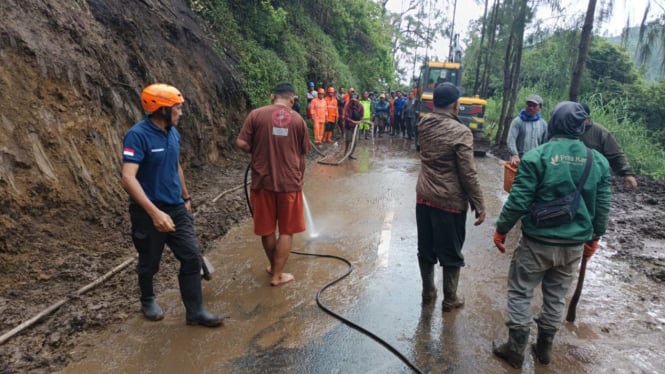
[310,88,328,143]
[324,87,339,143]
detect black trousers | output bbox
[129,203,202,278]
[416,203,467,267]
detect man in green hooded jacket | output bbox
[492,101,611,368]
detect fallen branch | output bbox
[0,256,136,345]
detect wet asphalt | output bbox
[63,136,665,373]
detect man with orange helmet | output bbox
[323,87,338,143]
[310,88,327,143]
[121,83,223,327]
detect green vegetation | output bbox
[474,29,665,179]
[192,0,394,107]
[589,100,665,179]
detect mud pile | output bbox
[0,1,248,371]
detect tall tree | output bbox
[472,0,491,95]
[480,0,502,98]
[569,0,598,101]
[496,0,529,145]
[634,1,665,75]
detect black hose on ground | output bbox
[243,163,424,374]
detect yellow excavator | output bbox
[414,60,490,156]
[413,5,490,156]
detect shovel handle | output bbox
[566,256,588,322]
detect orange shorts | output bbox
[250,189,306,236]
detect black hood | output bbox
[548,101,589,138]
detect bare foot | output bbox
[270,273,295,286]
[266,266,272,275]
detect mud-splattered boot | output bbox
[493,328,530,369]
[442,266,464,312]
[138,275,164,321]
[179,273,224,327]
[533,326,557,365]
[418,258,437,305]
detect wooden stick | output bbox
[566,256,588,322]
[0,256,136,345]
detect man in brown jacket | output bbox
[415,83,486,312]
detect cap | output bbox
[308,81,315,87]
[526,94,543,106]
[379,94,385,99]
[433,83,459,108]
[350,93,359,100]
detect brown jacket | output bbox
[416,108,485,213]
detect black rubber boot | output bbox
[138,275,164,321]
[533,327,557,365]
[442,266,464,312]
[493,329,530,369]
[179,273,224,327]
[418,258,437,304]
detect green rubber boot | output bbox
[533,327,557,365]
[493,328,530,369]
[442,266,464,312]
[418,258,437,304]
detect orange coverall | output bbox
[324,96,339,143]
[310,97,327,143]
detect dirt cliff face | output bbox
[0,0,245,277]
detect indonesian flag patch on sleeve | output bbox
[123,147,135,157]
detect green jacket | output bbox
[496,136,612,244]
[579,121,635,177]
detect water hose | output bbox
[315,124,361,165]
[243,163,423,374]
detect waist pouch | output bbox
[529,191,580,228]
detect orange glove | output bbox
[583,240,599,260]
[493,230,507,253]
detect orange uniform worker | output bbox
[323,87,339,143]
[309,88,328,143]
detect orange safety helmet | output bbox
[327,87,335,94]
[317,88,325,95]
[141,83,185,113]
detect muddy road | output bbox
[58,137,664,373]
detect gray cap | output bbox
[526,94,543,106]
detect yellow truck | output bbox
[414,61,490,155]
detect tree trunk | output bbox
[473,0,491,95]
[569,0,597,102]
[497,0,528,146]
[480,0,501,98]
